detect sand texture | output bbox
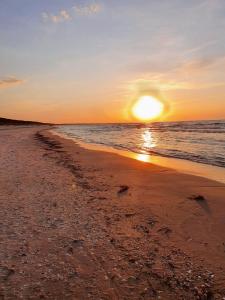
[0,126,225,299]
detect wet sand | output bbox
[0,126,225,299]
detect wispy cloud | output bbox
[176,55,225,74]
[42,10,71,24]
[126,78,191,93]
[125,77,225,98]
[42,2,102,24]
[130,55,225,75]
[184,40,217,55]
[0,77,25,89]
[128,54,225,92]
[73,3,102,16]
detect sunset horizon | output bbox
[1,1,225,123]
[1,115,225,125]
[1,1,225,299]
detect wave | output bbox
[56,120,225,168]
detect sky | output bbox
[0,0,225,123]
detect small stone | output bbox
[189,195,206,201]
[118,185,129,194]
[127,276,136,284]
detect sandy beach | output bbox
[0,126,225,299]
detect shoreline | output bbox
[51,128,225,185]
[1,125,225,299]
[46,129,225,294]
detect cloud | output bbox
[129,60,175,74]
[73,3,102,16]
[127,54,225,92]
[177,56,225,73]
[184,40,217,55]
[126,58,225,93]
[42,2,102,24]
[126,78,191,93]
[41,12,49,22]
[130,55,225,76]
[42,10,71,24]
[0,77,25,89]
[127,76,225,93]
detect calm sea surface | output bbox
[56,120,225,168]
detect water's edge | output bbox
[51,129,225,185]
[56,121,225,169]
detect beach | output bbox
[0,126,225,299]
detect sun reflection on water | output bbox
[135,128,157,163]
[142,128,156,150]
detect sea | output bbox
[55,120,225,169]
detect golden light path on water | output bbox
[142,129,156,149]
[137,128,156,162]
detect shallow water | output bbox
[56,120,225,169]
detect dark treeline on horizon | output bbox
[0,117,51,126]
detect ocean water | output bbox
[56,120,225,168]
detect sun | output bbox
[132,95,164,121]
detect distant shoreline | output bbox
[0,117,52,126]
[1,116,224,127]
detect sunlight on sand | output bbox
[136,153,151,163]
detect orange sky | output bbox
[0,1,225,123]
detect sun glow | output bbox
[132,95,164,121]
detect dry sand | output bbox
[0,126,225,299]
